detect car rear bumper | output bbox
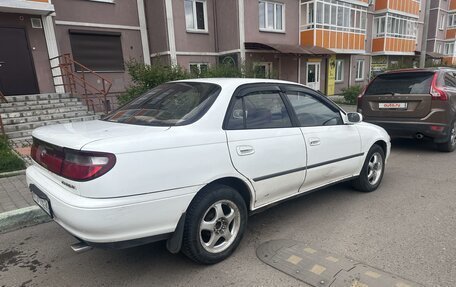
[364,119,451,142]
[26,165,199,244]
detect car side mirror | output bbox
[346,112,363,124]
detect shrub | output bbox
[341,85,363,105]
[0,136,25,173]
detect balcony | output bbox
[374,0,420,16]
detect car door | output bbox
[282,86,363,192]
[224,85,307,208]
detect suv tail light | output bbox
[31,140,116,181]
[430,73,448,101]
[357,85,368,113]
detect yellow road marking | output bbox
[303,247,317,254]
[286,255,303,265]
[325,256,339,263]
[309,264,326,275]
[351,280,369,287]
[365,270,381,279]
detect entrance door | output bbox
[0,27,39,96]
[306,62,320,91]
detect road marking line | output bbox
[287,255,303,265]
[309,264,326,275]
[303,247,317,254]
[325,256,339,263]
[396,283,412,287]
[365,270,381,278]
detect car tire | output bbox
[182,184,247,264]
[352,144,385,192]
[437,121,456,153]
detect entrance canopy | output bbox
[245,42,334,56]
[0,0,54,15]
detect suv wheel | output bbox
[182,184,247,264]
[437,121,456,152]
[352,144,385,192]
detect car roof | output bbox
[173,78,305,89]
[384,67,456,74]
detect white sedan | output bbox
[27,78,390,264]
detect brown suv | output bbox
[357,68,456,152]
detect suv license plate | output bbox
[379,103,407,109]
[31,188,53,218]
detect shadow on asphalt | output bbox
[390,138,439,153]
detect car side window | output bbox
[286,91,343,127]
[226,91,292,129]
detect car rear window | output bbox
[365,72,435,95]
[104,82,221,126]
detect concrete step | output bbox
[4,115,99,134]
[4,93,71,103]
[0,97,79,109]
[0,100,82,113]
[3,110,96,126]
[1,105,89,119]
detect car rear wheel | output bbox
[182,184,247,264]
[352,144,385,192]
[437,121,456,153]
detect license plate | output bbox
[31,186,53,218]
[379,102,407,109]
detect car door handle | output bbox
[236,145,255,156]
[309,137,321,146]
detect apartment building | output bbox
[0,0,149,109]
[427,0,456,65]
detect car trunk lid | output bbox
[360,71,435,118]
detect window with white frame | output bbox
[373,14,417,39]
[300,0,367,34]
[189,63,209,75]
[449,14,456,27]
[259,1,285,32]
[355,59,364,81]
[435,42,443,54]
[335,59,344,82]
[445,42,455,55]
[184,0,207,32]
[253,62,273,78]
[439,13,445,30]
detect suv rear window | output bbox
[104,82,221,126]
[365,72,435,95]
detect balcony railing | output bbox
[50,53,113,114]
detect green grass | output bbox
[0,136,25,173]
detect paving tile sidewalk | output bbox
[0,174,34,213]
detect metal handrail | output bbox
[0,90,7,136]
[49,53,113,113]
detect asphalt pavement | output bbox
[0,138,455,287]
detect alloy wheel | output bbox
[367,152,383,186]
[199,200,241,253]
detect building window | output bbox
[69,30,124,72]
[435,42,443,54]
[335,59,344,82]
[300,0,367,34]
[253,62,273,78]
[189,63,209,75]
[259,1,285,32]
[449,14,456,27]
[373,16,386,38]
[439,13,445,30]
[185,0,207,32]
[374,14,418,39]
[355,59,364,81]
[445,43,455,55]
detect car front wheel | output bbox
[352,144,385,192]
[182,184,247,264]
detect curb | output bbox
[0,169,26,178]
[0,205,51,234]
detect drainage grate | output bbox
[257,240,423,287]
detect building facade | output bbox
[0,0,444,102]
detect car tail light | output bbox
[430,73,448,101]
[31,140,116,181]
[61,150,116,181]
[357,86,367,113]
